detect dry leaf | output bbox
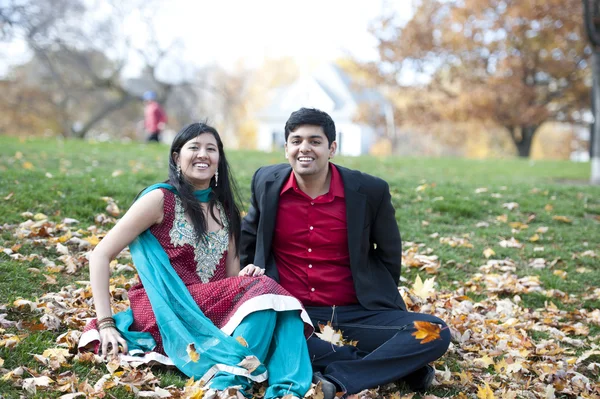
[236,336,248,347]
[237,355,261,373]
[552,215,572,223]
[483,248,495,258]
[412,275,436,300]
[315,322,342,346]
[477,382,495,399]
[411,321,442,344]
[187,343,200,362]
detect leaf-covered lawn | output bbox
[0,136,599,398]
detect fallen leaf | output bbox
[412,275,436,300]
[552,215,572,223]
[237,355,261,373]
[483,248,495,259]
[411,321,442,344]
[476,382,495,399]
[22,161,34,170]
[315,322,342,346]
[236,336,248,347]
[187,343,200,362]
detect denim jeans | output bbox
[305,304,451,395]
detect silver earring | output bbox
[214,170,219,187]
[177,165,182,179]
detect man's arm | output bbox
[371,181,402,284]
[239,168,261,267]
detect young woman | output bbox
[79,122,313,399]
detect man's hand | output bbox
[239,264,265,277]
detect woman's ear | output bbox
[172,152,179,165]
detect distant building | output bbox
[255,64,389,156]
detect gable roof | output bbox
[258,63,387,121]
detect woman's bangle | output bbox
[98,316,114,325]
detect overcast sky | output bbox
[0,0,414,78]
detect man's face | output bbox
[285,125,336,179]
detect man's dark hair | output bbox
[284,108,336,146]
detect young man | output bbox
[143,91,168,143]
[240,108,450,398]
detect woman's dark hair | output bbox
[167,121,242,252]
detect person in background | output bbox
[240,108,451,399]
[80,122,313,399]
[143,90,168,143]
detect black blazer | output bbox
[240,163,406,311]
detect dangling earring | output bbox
[177,165,182,179]
[214,170,219,187]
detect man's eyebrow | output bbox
[289,134,324,139]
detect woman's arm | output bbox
[89,189,164,357]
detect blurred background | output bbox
[0,0,594,161]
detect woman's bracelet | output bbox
[97,316,116,330]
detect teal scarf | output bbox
[194,187,212,202]
[113,183,267,383]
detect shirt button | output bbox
[309,226,314,230]
[308,264,313,268]
[308,248,312,252]
[311,202,314,205]
[311,288,315,292]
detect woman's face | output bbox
[174,133,220,190]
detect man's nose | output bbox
[299,141,310,152]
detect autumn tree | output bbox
[368,0,590,157]
[1,0,183,138]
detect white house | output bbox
[255,64,388,156]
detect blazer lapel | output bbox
[339,167,366,270]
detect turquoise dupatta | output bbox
[112,183,267,383]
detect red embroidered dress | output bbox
[80,189,311,362]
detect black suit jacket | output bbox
[240,163,406,311]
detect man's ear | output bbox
[329,141,337,159]
[284,143,288,159]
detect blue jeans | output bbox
[306,305,451,395]
[209,310,311,399]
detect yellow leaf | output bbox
[22,161,34,170]
[412,275,436,300]
[496,214,508,223]
[15,151,23,159]
[473,355,494,368]
[553,270,567,279]
[411,321,442,344]
[33,213,48,221]
[483,248,495,258]
[416,184,428,192]
[84,235,101,246]
[552,215,572,223]
[0,357,4,367]
[315,322,342,346]
[545,204,554,212]
[529,234,540,242]
[477,382,495,399]
[236,336,248,347]
[187,343,200,362]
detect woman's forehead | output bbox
[185,133,217,146]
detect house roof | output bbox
[257,63,387,121]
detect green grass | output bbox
[0,136,599,398]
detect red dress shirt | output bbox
[272,164,358,306]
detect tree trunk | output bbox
[591,50,600,184]
[507,125,538,158]
[72,95,134,138]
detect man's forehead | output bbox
[289,126,326,138]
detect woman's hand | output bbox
[239,264,265,277]
[99,326,129,359]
